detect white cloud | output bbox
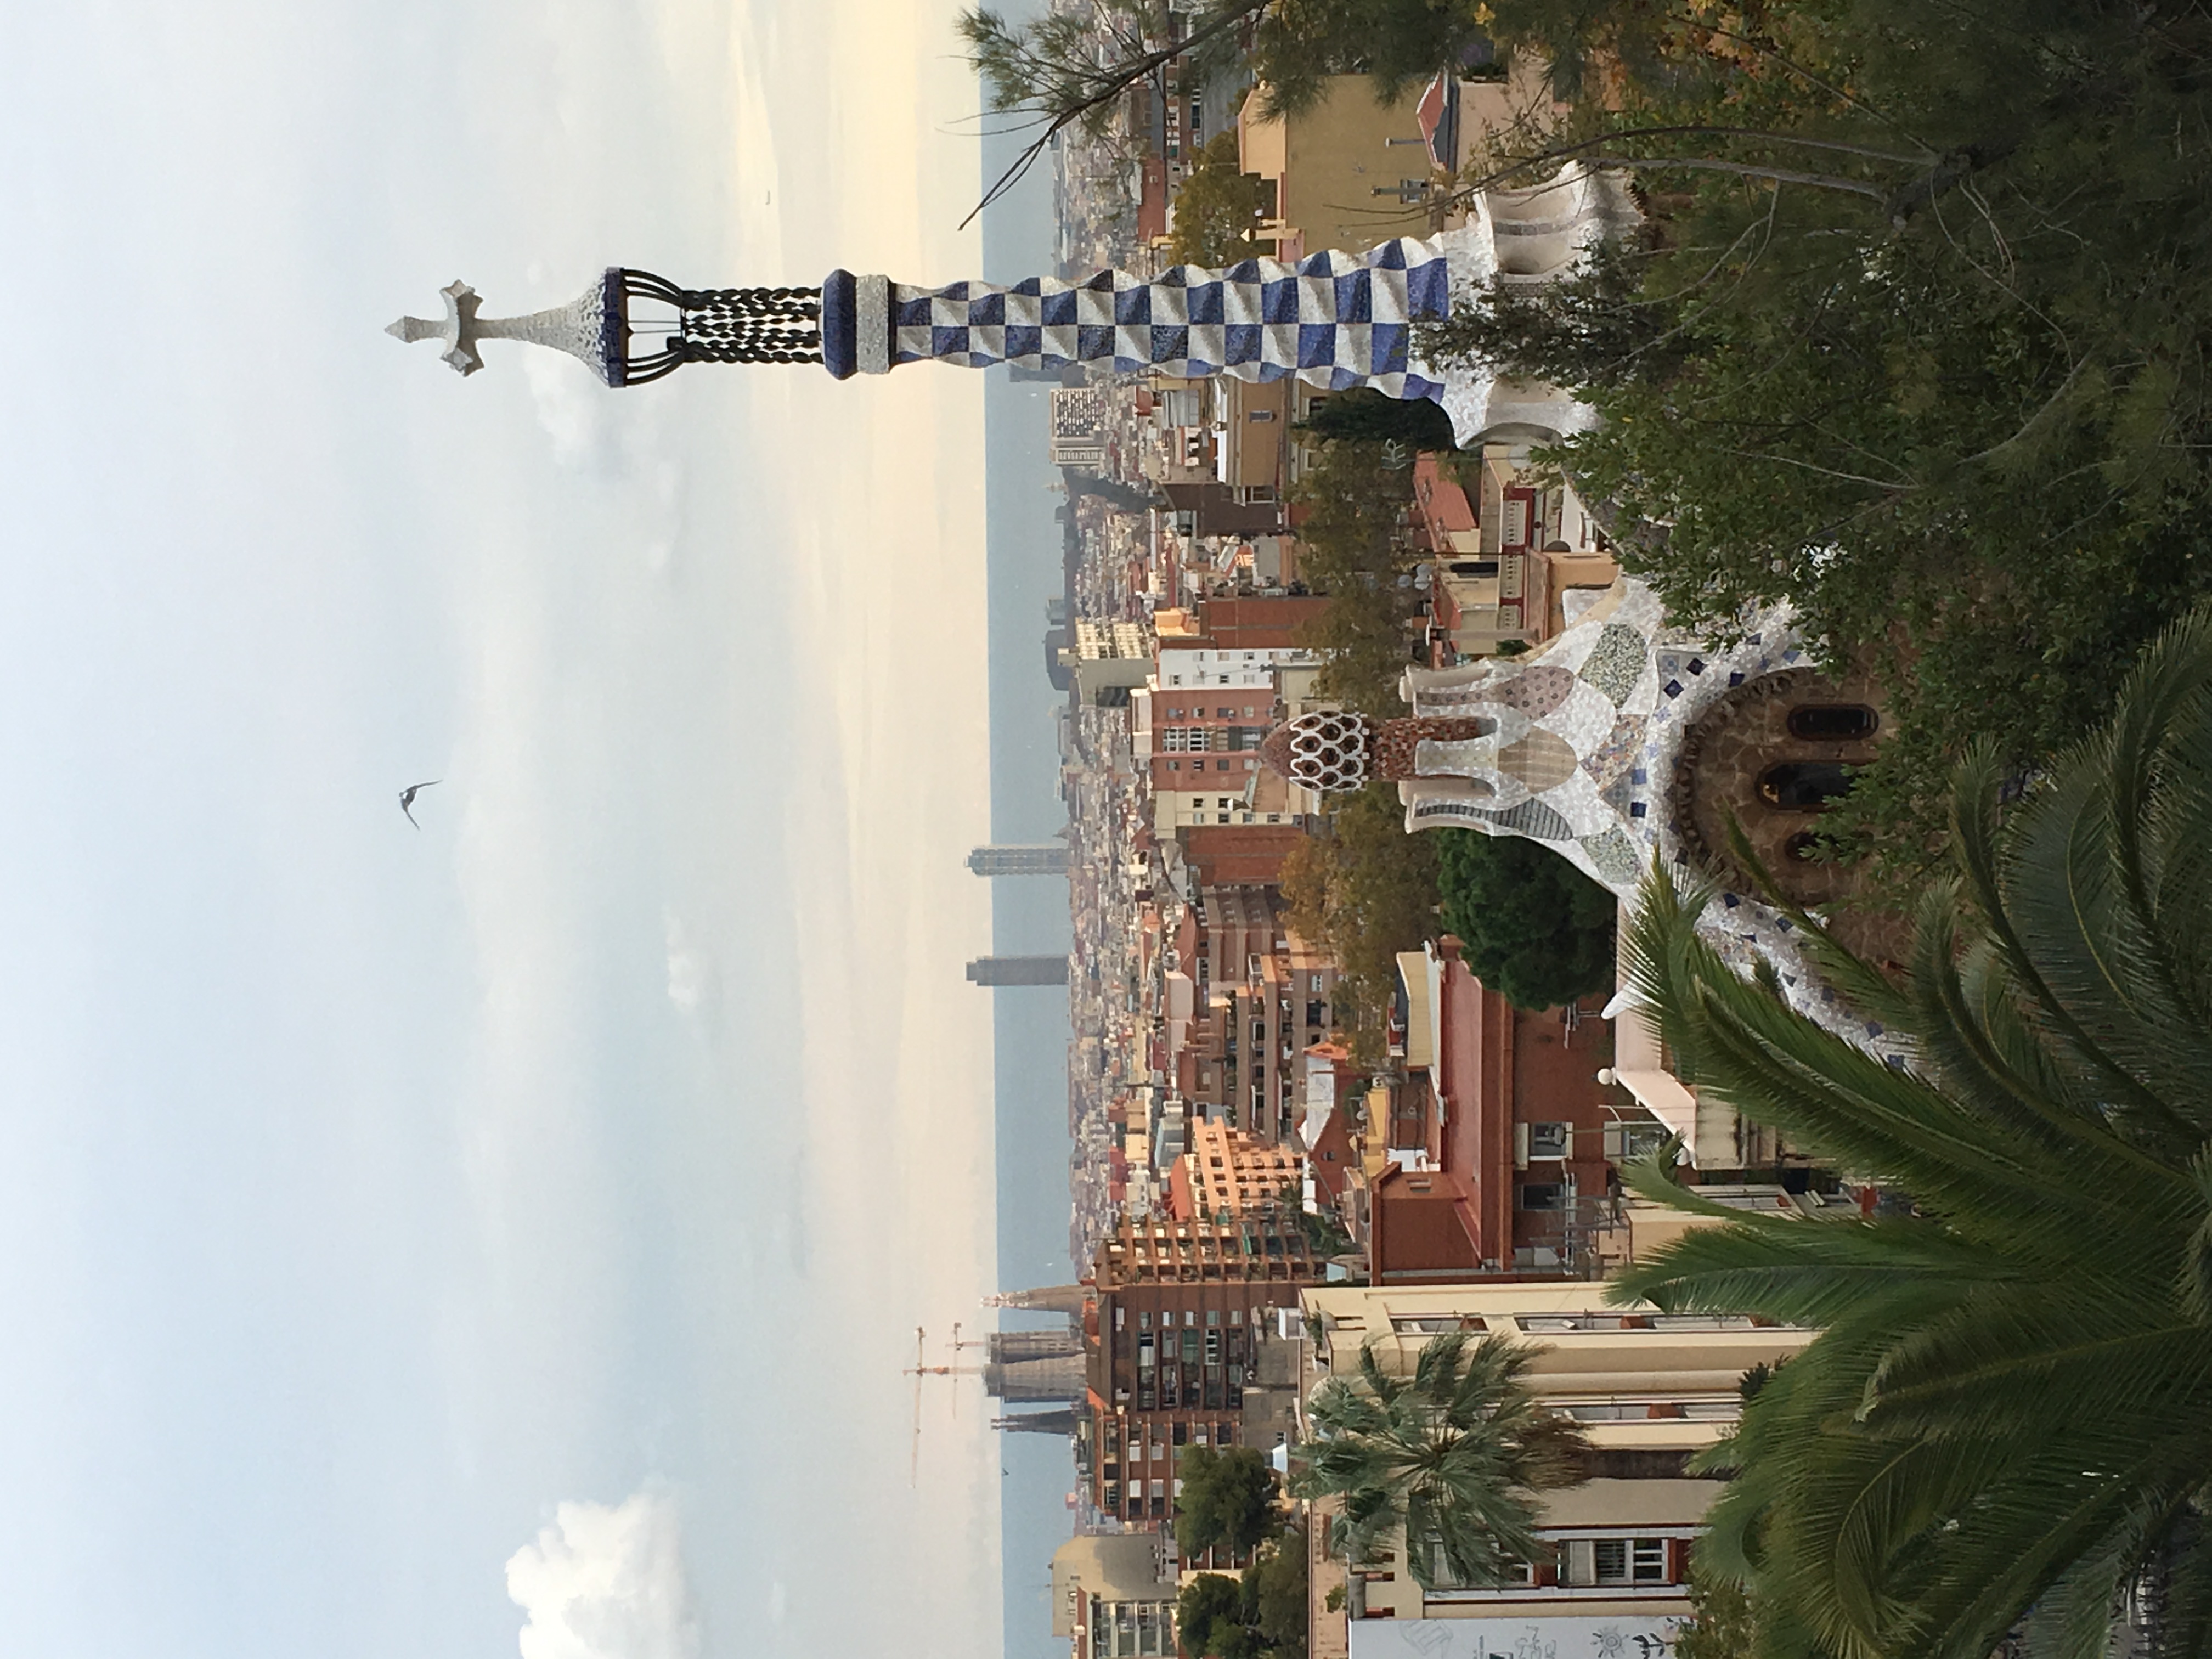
[505,1492,699,1659]
[663,911,710,1015]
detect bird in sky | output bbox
[398,780,440,828]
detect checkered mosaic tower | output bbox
[385,233,1463,403]
[827,235,1454,398]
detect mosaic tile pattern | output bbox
[889,239,1454,397]
[1579,828,1644,885]
[1384,581,1902,1055]
[1495,665,1577,718]
[1577,623,1649,706]
[1405,793,1576,840]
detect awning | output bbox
[1415,72,1460,170]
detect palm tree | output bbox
[1287,1331,1588,1591]
[1613,606,2212,1659]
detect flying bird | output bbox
[398,780,441,827]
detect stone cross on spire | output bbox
[386,276,624,381]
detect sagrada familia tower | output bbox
[389,168,1886,1041]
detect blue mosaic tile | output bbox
[1687,657,1705,674]
[1629,802,1646,818]
[1728,672,1744,686]
[1664,680,1683,698]
[1866,1021,1885,1037]
[1630,768,1647,785]
[1722,894,1740,909]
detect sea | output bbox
[980,101,1085,1659]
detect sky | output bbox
[0,2,1024,1656]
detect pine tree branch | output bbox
[1577,155,1891,200]
[960,0,1277,228]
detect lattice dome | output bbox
[1263,711,1374,793]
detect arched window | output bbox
[1787,704,1880,741]
[1759,762,1853,811]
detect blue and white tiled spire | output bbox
[820,235,1457,399]
[387,167,1636,444]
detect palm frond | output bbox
[1607,603,2212,1659]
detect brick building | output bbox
[1198,595,1331,651]
[1182,823,1307,886]
[1369,938,1640,1279]
[1087,1212,1321,1530]
[1166,885,1336,1142]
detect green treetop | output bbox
[1436,829,1616,1012]
[1421,0,2212,872]
[1175,1442,1283,1559]
[1175,1530,1310,1659]
[1165,132,1278,267]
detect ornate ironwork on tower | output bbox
[386,269,822,387]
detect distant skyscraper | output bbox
[966,955,1070,987]
[992,1408,1080,1436]
[1048,386,1109,470]
[983,1284,1090,1315]
[967,843,1071,878]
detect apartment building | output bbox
[1088,1214,1321,1531]
[1301,1281,1815,1633]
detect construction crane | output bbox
[904,1324,984,1485]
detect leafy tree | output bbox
[1294,387,1458,452]
[1166,132,1278,266]
[1279,783,1440,1059]
[1177,1531,1311,1659]
[1289,1331,1588,1589]
[1421,0,2212,874]
[1673,1570,1759,1659]
[1250,0,1497,118]
[1435,828,1615,1010]
[1176,1443,1283,1559]
[1289,440,1421,718]
[1178,1573,1256,1659]
[1609,607,2212,1658]
[1065,470,1162,514]
[1245,1527,1310,1659]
